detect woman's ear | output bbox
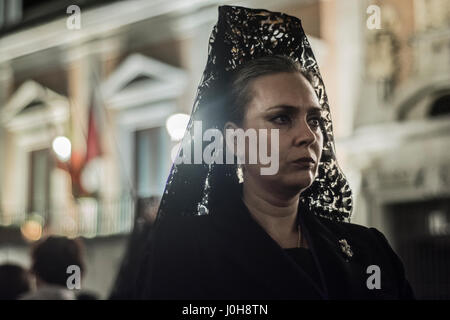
[224,121,242,159]
[224,121,239,132]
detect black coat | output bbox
[136,196,414,300]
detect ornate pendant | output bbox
[339,239,353,260]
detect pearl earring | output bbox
[236,164,244,184]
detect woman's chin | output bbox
[250,169,316,195]
[282,172,315,192]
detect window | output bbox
[429,94,450,117]
[28,148,52,220]
[134,126,170,198]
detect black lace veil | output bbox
[156,5,352,224]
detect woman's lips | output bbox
[291,157,315,169]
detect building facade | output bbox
[0,0,449,298]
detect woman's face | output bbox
[240,71,324,196]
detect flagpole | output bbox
[90,63,137,234]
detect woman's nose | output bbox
[293,120,316,146]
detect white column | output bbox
[0,63,13,221]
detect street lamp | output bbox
[52,136,72,162]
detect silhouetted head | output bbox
[0,264,31,299]
[31,236,85,287]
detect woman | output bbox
[132,5,414,300]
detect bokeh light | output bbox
[166,113,189,141]
[52,136,72,162]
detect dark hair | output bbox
[228,54,315,125]
[31,236,85,287]
[0,264,31,299]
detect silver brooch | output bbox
[339,239,353,260]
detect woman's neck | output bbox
[242,177,304,249]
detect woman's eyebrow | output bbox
[266,105,299,113]
[307,106,323,114]
[266,104,322,113]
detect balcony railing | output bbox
[0,195,135,239]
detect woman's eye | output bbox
[271,115,291,125]
[308,117,322,128]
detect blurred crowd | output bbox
[0,236,97,300]
[0,196,160,300]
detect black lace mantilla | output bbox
[155,5,352,223]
